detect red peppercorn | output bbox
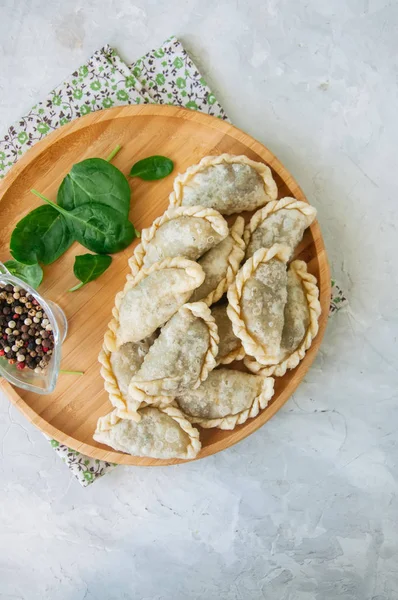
[16,362,25,370]
[3,335,7,340]
[42,347,48,353]
[24,342,29,347]
[0,349,4,356]
[13,314,19,320]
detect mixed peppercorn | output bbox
[0,283,54,373]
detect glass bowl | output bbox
[0,262,67,394]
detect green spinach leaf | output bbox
[4,260,44,289]
[32,190,137,255]
[69,253,112,292]
[130,155,174,181]
[58,158,131,217]
[63,204,136,254]
[10,205,74,265]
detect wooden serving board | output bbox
[0,105,330,466]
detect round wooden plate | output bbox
[0,105,330,465]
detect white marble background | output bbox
[1,1,398,598]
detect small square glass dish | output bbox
[0,262,67,394]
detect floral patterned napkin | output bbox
[0,36,348,485]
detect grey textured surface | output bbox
[1,1,398,599]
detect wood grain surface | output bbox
[0,105,330,465]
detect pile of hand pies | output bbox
[94,154,321,460]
